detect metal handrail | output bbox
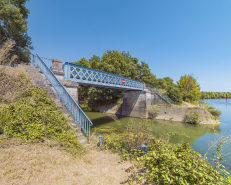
[145,84,174,104]
[34,54,93,142]
[63,62,144,91]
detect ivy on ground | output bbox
[0,67,84,156]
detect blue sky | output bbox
[26,0,231,92]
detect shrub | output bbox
[166,86,183,105]
[207,106,222,120]
[184,111,201,124]
[201,102,222,120]
[149,105,160,118]
[133,141,228,184]
[97,118,230,184]
[0,68,84,156]
[0,40,18,65]
[99,118,153,161]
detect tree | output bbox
[0,40,17,65]
[74,57,91,68]
[177,75,201,102]
[166,85,183,104]
[139,61,157,87]
[156,78,167,89]
[0,0,33,63]
[71,50,158,111]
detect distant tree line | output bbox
[201,92,231,99]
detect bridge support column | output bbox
[51,59,79,104]
[122,89,151,118]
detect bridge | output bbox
[31,54,174,143]
[63,62,144,91]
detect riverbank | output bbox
[98,102,220,125]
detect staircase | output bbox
[145,84,174,104]
[19,63,90,146]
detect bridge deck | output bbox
[63,62,144,91]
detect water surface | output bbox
[86,99,231,173]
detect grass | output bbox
[0,134,132,185]
[0,65,132,184]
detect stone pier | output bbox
[51,59,78,104]
[122,89,151,118]
[121,89,168,118]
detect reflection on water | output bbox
[86,112,221,145]
[86,99,231,174]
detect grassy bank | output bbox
[0,66,84,156]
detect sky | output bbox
[25,0,231,92]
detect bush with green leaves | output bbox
[99,118,153,161]
[149,105,160,118]
[184,111,201,124]
[0,67,84,155]
[97,119,230,184]
[133,140,228,185]
[166,85,183,105]
[200,102,222,120]
[0,87,84,155]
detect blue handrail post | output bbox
[34,54,93,142]
[141,144,146,156]
[99,135,102,146]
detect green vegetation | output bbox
[155,76,176,90]
[149,105,160,118]
[73,50,204,109]
[97,119,231,184]
[73,50,157,111]
[201,91,231,99]
[0,0,33,63]
[184,111,201,124]
[0,67,84,156]
[177,74,201,102]
[201,102,222,120]
[166,85,183,104]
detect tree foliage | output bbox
[166,85,183,105]
[0,40,18,65]
[72,50,158,111]
[156,77,176,90]
[177,75,201,102]
[0,0,32,63]
[201,91,231,99]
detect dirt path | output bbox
[0,141,132,185]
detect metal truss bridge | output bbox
[63,62,144,91]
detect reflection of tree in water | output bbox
[150,121,221,145]
[87,112,221,145]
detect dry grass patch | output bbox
[0,65,35,103]
[0,136,132,185]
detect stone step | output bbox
[20,64,87,146]
[79,138,88,144]
[76,132,83,138]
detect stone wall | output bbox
[98,89,220,125]
[154,106,220,124]
[151,92,168,104]
[122,90,151,118]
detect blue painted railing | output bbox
[63,62,144,91]
[32,54,93,142]
[145,84,174,104]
